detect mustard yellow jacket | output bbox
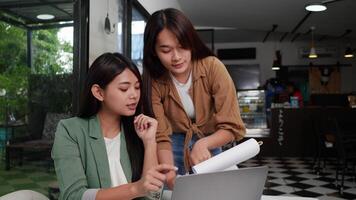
[152,56,246,167]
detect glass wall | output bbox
[0,23,27,127]
[0,24,73,135]
[0,3,74,197]
[117,0,124,54]
[131,5,147,74]
[28,27,73,139]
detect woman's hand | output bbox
[134,114,158,144]
[165,170,177,190]
[190,138,212,165]
[134,164,177,196]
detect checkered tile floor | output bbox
[239,157,356,200]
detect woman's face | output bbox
[155,28,192,79]
[101,68,140,116]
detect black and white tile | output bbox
[239,157,356,200]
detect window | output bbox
[131,3,148,74]
[225,64,261,90]
[32,27,73,74]
[117,0,124,54]
[0,0,75,145]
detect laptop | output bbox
[167,166,268,200]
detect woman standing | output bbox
[52,52,176,200]
[142,8,246,189]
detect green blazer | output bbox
[51,115,148,200]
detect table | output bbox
[161,191,318,200]
[0,121,26,158]
[0,121,26,141]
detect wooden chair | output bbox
[5,112,70,170]
[333,118,356,194]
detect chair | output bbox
[312,115,337,174]
[0,190,49,200]
[5,113,70,170]
[47,181,60,200]
[333,118,356,194]
[0,126,8,155]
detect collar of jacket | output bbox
[88,115,133,187]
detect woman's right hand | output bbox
[134,114,158,145]
[135,164,177,196]
[165,170,177,190]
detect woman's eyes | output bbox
[161,49,171,53]
[161,46,184,53]
[119,86,140,92]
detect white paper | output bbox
[192,138,260,174]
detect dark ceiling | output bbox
[0,0,74,29]
[177,0,356,43]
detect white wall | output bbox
[215,40,356,93]
[137,0,181,14]
[89,0,121,65]
[89,0,181,66]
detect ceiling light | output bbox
[272,50,281,70]
[344,47,354,58]
[309,27,318,59]
[37,14,55,20]
[272,60,280,70]
[305,3,327,12]
[309,47,318,58]
[272,66,280,71]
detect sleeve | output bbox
[51,120,94,200]
[151,80,173,151]
[82,189,99,200]
[209,57,246,141]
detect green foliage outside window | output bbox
[0,21,73,124]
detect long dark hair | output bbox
[78,52,144,184]
[142,8,214,115]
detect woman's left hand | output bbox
[190,138,211,165]
[134,114,158,144]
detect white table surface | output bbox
[161,190,318,200]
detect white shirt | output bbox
[170,72,196,119]
[82,133,159,200]
[104,133,128,187]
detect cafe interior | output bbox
[0,0,356,199]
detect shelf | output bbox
[238,90,267,131]
[245,128,270,138]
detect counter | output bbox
[251,107,356,157]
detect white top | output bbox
[104,133,128,187]
[170,72,196,119]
